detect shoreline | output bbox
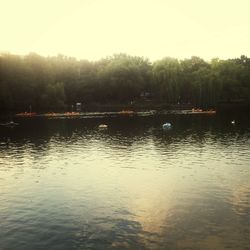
[13,109,216,119]
[1,101,249,118]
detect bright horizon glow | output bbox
[1,0,250,61]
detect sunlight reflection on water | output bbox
[0,115,250,249]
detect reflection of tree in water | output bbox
[74,217,160,250]
[0,114,249,249]
[1,114,249,170]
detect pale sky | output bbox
[1,0,250,61]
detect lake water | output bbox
[0,114,250,250]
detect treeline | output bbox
[1,53,250,112]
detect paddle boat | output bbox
[98,124,108,129]
[191,108,216,114]
[15,112,36,117]
[118,110,135,116]
[162,122,172,129]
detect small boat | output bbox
[0,121,19,127]
[44,112,58,117]
[192,108,203,112]
[64,112,80,116]
[231,120,235,124]
[191,108,216,114]
[118,110,135,116]
[15,112,36,117]
[163,122,172,129]
[98,124,108,129]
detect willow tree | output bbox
[152,57,181,103]
[96,54,152,102]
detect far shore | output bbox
[1,101,250,118]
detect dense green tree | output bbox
[152,57,181,103]
[0,52,250,112]
[96,54,151,102]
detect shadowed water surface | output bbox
[0,115,250,249]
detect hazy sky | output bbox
[1,0,250,61]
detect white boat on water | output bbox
[163,122,172,129]
[98,124,108,129]
[0,121,19,127]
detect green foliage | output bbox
[152,57,181,103]
[0,52,250,111]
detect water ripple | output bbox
[0,115,250,249]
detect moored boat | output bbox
[0,121,19,127]
[15,112,37,117]
[191,108,216,114]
